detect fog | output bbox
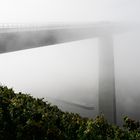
[0,0,140,23]
[0,39,99,118]
[114,29,140,125]
[0,0,140,125]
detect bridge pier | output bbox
[98,35,116,124]
[0,34,7,53]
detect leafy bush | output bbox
[0,86,140,140]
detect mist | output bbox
[0,0,140,125]
[0,38,99,118]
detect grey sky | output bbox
[0,0,140,23]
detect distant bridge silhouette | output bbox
[0,22,133,123]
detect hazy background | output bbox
[0,0,140,125]
[0,39,99,118]
[0,0,140,23]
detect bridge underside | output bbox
[0,23,124,53]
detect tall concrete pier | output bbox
[99,35,116,123]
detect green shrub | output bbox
[0,86,140,140]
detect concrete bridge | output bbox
[0,22,131,123]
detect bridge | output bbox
[0,22,132,123]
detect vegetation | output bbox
[0,86,140,140]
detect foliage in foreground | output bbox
[0,86,140,140]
